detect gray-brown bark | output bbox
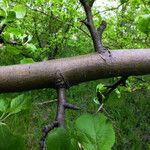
[0,48,150,93]
[79,0,107,53]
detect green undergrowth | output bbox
[0,79,149,150]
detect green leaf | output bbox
[96,83,108,104]
[6,11,16,22]
[0,124,26,150]
[0,99,9,113]
[27,35,33,43]
[115,88,121,98]
[6,45,21,55]
[136,14,150,34]
[75,113,115,150]
[25,43,37,52]
[147,85,150,91]
[47,128,80,150]
[10,95,31,114]
[14,5,26,19]
[93,97,100,105]
[0,9,6,21]
[6,27,24,36]
[120,0,128,4]
[106,91,123,105]
[20,58,34,64]
[96,83,107,93]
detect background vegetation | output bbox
[0,0,150,149]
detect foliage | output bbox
[136,14,150,35]
[75,113,115,150]
[0,124,26,150]
[47,128,80,150]
[46,113,115,150]
[0,0,149,149]
[0,94,31,122]
[0,94,31,150]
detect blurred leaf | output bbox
[120,0,128,4]
[6,11,16,22]
[75,113,115,150]
[6,45,21,55]
[20,58,34,64]
[10,95,31,114]
[96,83,107,103]
[96,83,106,92]
[115,88,121,98]
[0,124,26,150]
[26,35,33,43]
[47,128,80,150]
[106,90,123,105]
[25,43,37,52]
[136,14,150,34]
[0,99,9,113]
[6,27,24,36]
[0,9,6,21]
[93,97,100,105]
[14,5,26,19]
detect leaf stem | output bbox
[0,112,6,120]
[1,113,11,122]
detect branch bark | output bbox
[0,49,150,93]
[80,0,104,53]
[40,71,79,150]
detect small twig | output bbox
[96,76,128,108]
[64,102,80,110]
[99,4,122,13]
[0,113,11,122]
[96,103,104,113]
[97,20,107,44]
[36,99,57,105]
[106,76,128,95]
[96,76,128,113]
[0,113,6,120]
[40,121,58,150]
[78,25,91,38]
[0,24,7,34]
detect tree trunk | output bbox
[0,49,150,93]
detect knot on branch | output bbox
[55,70,69,89]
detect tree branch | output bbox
[80,0,104,53]
[97,20,107,44]
[106,76,128,95]
[0,49,150,93]
[40,121,58,150]
[40,71,79,150]
[99,4,122,13]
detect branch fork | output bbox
[79,0,109,55]
[40,70,79,150]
